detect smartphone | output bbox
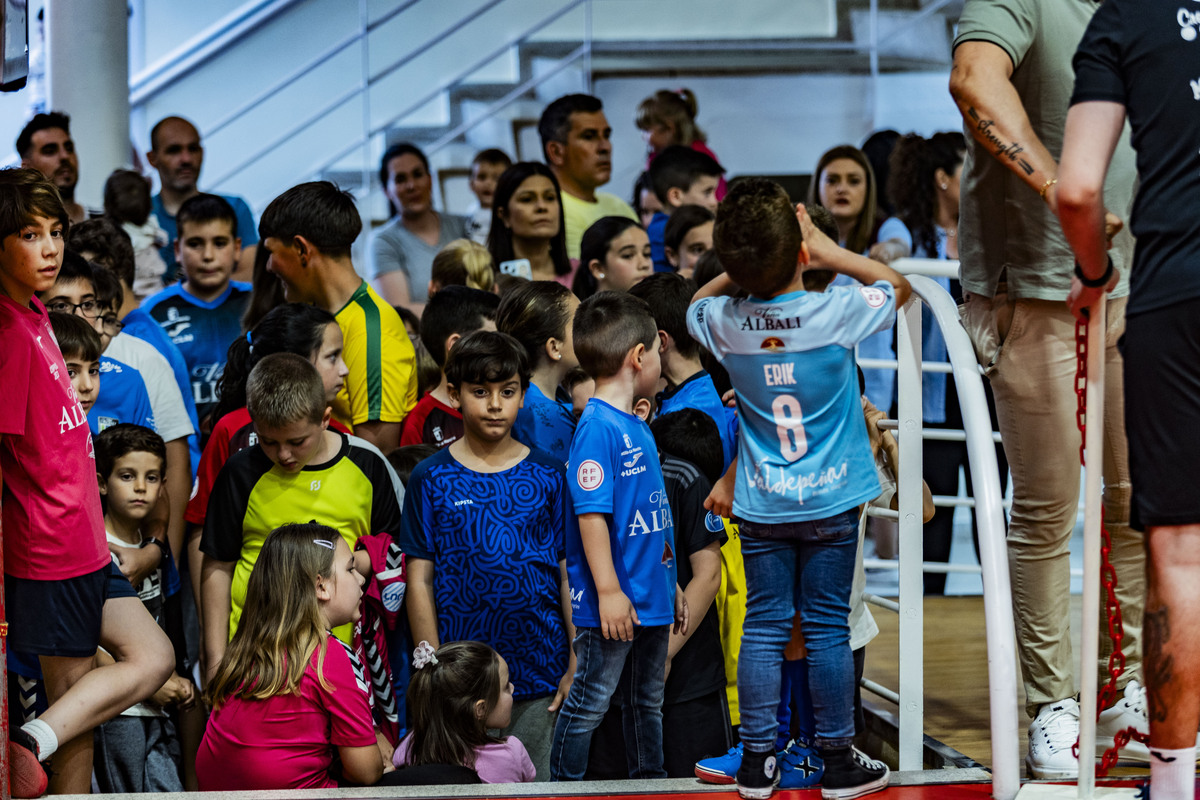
[498,258,533,280]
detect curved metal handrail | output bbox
[895,275,1019,800]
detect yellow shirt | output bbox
[561,190,638,262]
[334,282,417,430]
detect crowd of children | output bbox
[1,82,940,800]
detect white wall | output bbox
[597,71,964,206]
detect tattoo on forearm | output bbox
[1145,606,1173,723]
[967,107,1035,175]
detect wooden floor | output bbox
[862,594,1148,777]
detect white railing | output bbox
[867,263,1019,800]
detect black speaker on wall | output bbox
[1,0,28,92]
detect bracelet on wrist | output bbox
[1039,177,1058,201]
[142,537,169,563]
[1074,255,1114,288]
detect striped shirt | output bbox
[333,282,417,430]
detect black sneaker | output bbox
[735,747,780,800]
[820,746,889,800]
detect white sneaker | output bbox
[1097,680,1150,762]
[1026,699,1080,779]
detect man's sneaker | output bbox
[820,746,889,800]
[1097,680,1151,762]
[779,739,825,789]
[696,743,742,785]
[9,728,48,799]
[736,747,781,800]
[1026,698,1080,779]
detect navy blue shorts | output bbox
[5,561,138,658]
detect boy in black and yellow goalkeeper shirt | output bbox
[199,352,404,681]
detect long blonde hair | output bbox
[205,523,339,708]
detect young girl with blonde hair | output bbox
[197,523,384,790]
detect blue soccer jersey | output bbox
[512,383,577,466]
[120,306,202,478]
[567,398,678,627]
[89,355,156,434]
[657,370,739,471]
[142,282,252,424]
[686,281,895,523]
[399,448,570,701]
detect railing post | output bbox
[895,292,925,771]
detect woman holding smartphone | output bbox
[487,162,575,288]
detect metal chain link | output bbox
[1073,316,1149,776]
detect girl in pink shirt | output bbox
[393,641,536,782]
[197,523,384,790]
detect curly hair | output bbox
[887,132,965,259]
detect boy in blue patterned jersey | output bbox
[687,178,910,800]
[401,330,574,780]
[550,291,688,781]
[142,194,251,430]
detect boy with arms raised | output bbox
[687,179,910,800]
[549,291,688,781]
[402,329,574,778]
[142,194,252,428]
[0,168,173,797]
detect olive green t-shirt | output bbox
[954,0,1137,300]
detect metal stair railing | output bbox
[859,268,1018,799]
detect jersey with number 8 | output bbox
[686,282,895,523]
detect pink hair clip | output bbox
[413,641,438,669]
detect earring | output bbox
[597,272,605,279]
[940,182,948,190]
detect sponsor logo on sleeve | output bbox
[860,286,887,308]
[577,459,604,491]
[705,511,725,533]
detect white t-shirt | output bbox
[105,332,195,445]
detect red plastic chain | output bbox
[1074,315,1149,776]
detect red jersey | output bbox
[398,393,462,448]
[0,295,109,580]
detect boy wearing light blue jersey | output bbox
[550,291,688,781]
[686,179,910,800]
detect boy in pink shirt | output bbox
[0,168,173,797]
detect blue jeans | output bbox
[549,624,669,780]
[738,508,859,752]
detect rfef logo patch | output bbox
[705,511,724,533]
[577,460,604,491]
[860,286,887,308]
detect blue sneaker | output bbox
[779,739,825,789]
[696,743,743,784]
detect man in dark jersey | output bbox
[1057,3,1200,798]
